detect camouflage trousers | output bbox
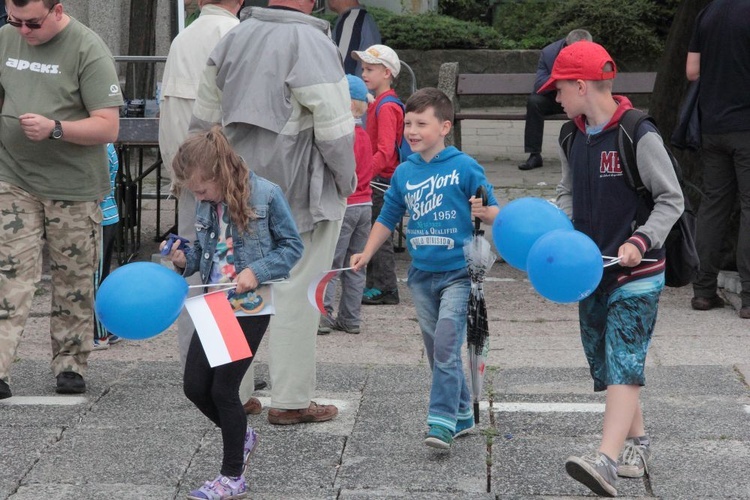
[0,181,101,383]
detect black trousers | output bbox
[184,315,269,477]
[94,222,119,339]
[524,92,563,154]
[693,131,750,306]
[366,175,398,292]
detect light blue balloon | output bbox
[527,229,603,303]
[492,197,573,271]
[95,262,188,340]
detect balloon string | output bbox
[602,255,657,268]
[187,284,235,291]
[187,279,289,290]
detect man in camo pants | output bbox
[0,0,122,398]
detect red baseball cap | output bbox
[538,41,617,94]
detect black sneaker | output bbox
[56,372,86,394]
[0,379,11,400]
[518,153,543,171]
[361,289,399,305]
[690,295,725,311]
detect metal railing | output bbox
[113,56,172,264]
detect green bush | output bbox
[492,0,679,63]
[438,0,494,25]
[318,1,678,56]
[549,0,665,65]
[492,0,560,49]
[369,8,504,50]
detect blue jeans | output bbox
[408,266,472,432]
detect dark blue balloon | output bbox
[492,197,573,271]
[527,229,603,303]
[95,262,188,340]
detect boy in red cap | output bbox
[543,41,684,496]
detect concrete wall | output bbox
[65,0,172,57]
[395,49,542,105]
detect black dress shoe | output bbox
[0,379,11,400]
[56,372,86,394]
[690,295,725,311]
[518,153,543,171]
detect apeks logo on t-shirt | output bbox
[5,58,60,74]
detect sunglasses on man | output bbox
[6,6,53,30]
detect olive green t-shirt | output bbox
[0,18,123,201]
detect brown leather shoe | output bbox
[267,401,338,425]
[243,397,262,415]
[691,295,726,311]
[740,306,750,319]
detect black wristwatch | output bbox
[49,120,63,140]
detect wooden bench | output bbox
[436,62,657,149]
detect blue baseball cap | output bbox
[346,74,369,102]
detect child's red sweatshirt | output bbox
[366,89,404,180]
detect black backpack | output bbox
[559,109,699,287]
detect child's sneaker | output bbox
[618,437,651,478]
[453,416,475,438]
[362,287,380,303]
[107,334,122,345]
[92,337,109,350]
[242,428,259,474]
[187,475,247,500]
[317,314,335,335]
[362,288,399,305]
[334,319,360,334]
[565,453,617,497]
[424,424,453,450]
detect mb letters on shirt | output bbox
[5,58,60,74]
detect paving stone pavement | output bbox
[1,157,748,499]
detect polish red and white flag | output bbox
[306,268,352,315]
[184,290,252,367]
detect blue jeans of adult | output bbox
[324,204,372,328]
[693,131,750,306]
[408,266,472,432]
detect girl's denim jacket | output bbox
[182,172,303,285]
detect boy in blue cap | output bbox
[319,75,374,335]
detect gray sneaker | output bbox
[618,438,651,478]
[334,319,360,334]
[317,314,335,335]
[565,453,617,497]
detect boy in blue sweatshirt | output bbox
[351,88,499,449]
[544,42,684,496]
